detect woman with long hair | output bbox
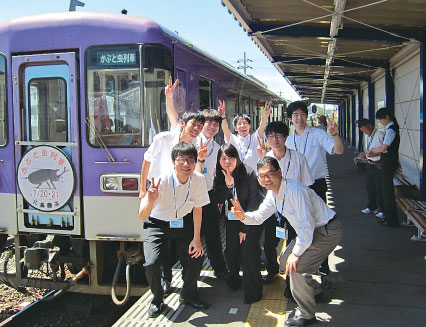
[211,144,264,303]
[368,107,400,227]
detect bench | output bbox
[392,172,426,241]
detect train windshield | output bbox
[0,55,6,146]
[86,44,172,147]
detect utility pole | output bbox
[69,0,85,11]
[237,52,252,75]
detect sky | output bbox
[0,0,300,101]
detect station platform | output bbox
[114,143,426,327]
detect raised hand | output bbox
[262,100,272,117]
[221,169,234,187]
[257,134,266,159]
[165,76,178,99]
[230,198,245,220]
[327,112,338,135]
[147,177,161,203]
[198,138,211,161]
[218,100,226,118]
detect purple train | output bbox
[0,11,281,299]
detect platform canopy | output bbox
[222,0,426,104]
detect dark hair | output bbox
[215,144,247,188]
[376,107,399,129]
[257,156,281,171]
[171,142,198,161]
[182,110,206,124]
[357,118,373,128]
[232,114,251,127]
[286,100,308,117]
[265,121,289,137]
[202,109,222,124]
[318,115,327,126]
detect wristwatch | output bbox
[197,159,205,163]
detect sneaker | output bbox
[361,208,373,214]
[376,212,385,219]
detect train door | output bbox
[12,53,81,235]
[0,53,16,236]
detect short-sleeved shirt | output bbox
[364,129,384,161]
[383,122,396,152]
[195,132,219,191]
[140,170,210,221]
[266,149,314,186]
[285,126,335,180]
[243,178,336,256]
[144,125,197,180]
[227,131,263,171]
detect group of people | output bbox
[138,77,347,326]
[357,107,401,227]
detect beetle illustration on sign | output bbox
[24,167,69,189]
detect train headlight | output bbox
[103,177,119,191]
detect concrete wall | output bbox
[393,54,421,186]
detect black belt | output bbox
[145,217,170,227]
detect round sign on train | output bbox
[17,146,75,212]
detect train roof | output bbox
[0,11,280,101]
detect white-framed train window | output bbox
[199,77,214,109]
[0,54,6,146]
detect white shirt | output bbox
[285,125,335,180]
[140,170,210,221]
[267,149,314,186]
[144,125,197,180]
[243,178,336,256]
[195,132,219,191]
[364,129,384,161]
[383,122,396,151]
[227,131,264,171]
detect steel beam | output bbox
[420,37,426,199]
[358,88,364,152]
[273,56,388,69]
[385,67,395,115]
[368,80,375,121]
[352,95,356,146]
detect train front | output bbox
[0,11,174,296]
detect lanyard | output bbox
[172,175,191,219]
[294,132,310,155]
[366,130,376,151]
[284,149,291,178]
[232,187,237,200]
[274,191,285,226]
[205,141,214,159]
[240,134,252,162]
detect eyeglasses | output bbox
[175,157,196,165]
[257,170,278,180]
[266,134,284,140]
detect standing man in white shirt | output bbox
[285,101,343,275]
[219,100,272,171]
[357,119,385,219]
[257,121,314,285]
[230,157,342,327]
[139,142,211,317]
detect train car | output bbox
[0,11,281,300]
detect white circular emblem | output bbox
[17,146,75,212]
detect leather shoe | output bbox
[179,297,209,310]
[379,220,399,227]
[285,316,317,326]
[148,302,164,318]
[162,279,172,297]
[263,273,278,284]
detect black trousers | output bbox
[143,215,203,304]
[380,162,399,225]
[225,220,263,302]
[366,164,384,212]
[201,200,227,274]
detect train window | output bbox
[141,45,173,145]
[86,45,142,147]
[199,77,214,110]
[28,78,68,142]
[0,55,5,146]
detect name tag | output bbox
[170,220,184,228]
[276,227,288,240]
[228,212,239,221]
[202,167,208,174]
